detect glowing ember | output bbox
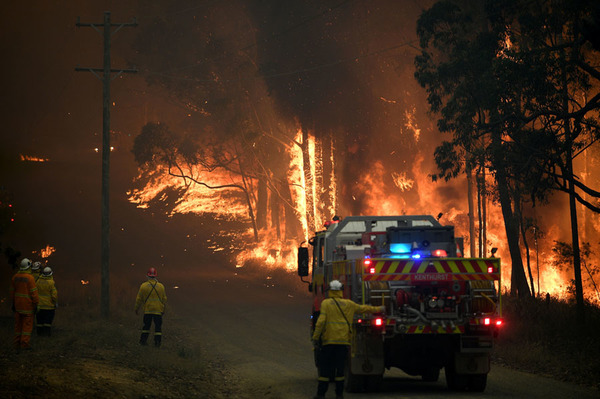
[32,245,56,259]
[81,280,90,285]
[20,154,48,162]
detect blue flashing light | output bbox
[411,253,422,259]
[390,243,412,254]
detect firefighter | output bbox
[134,267,167,347]
[311,280,385,399]
[36,267,58,336]
[31,261,42,282]
[10,258,39,351]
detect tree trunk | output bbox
[562,55,585,324]
[491,129,530,298]
[519,206,536,298]
[466,163,476,258]
[321,132,334,220]
[269,183,281,241]
[301,128,316,234]
[256,177,268,230]
[281,179,303,240]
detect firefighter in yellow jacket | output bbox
[311,280,385,399]
[10,258,39,350]
[135,267,167,347]
[36,267,58,336]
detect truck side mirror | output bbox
[298,247,309,277]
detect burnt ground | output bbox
[0,311,252,399]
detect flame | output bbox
[391,172,414,192]
[128,122,599,304]
[32,245,56,259]
[20,154,48,162]
[81,280,89,285]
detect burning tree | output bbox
[414,0,600,319]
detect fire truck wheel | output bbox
[468,374,487,392]
[365,374,383,392]
[344,366,366,393]
[445,366,468,391]
[422,367,440,382]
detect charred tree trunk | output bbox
[467,162,476,257]
[482,166,488,257]
[477,168,483,257]
[269,184,281,241]
[491,130,530,298]
[519,206,536,298]
[256,177,268,231]
[280,179,303,240]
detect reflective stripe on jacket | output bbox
[135,279,167,315]
[36,275,58,310]
[10,271,39,314]
[312,290,381,345]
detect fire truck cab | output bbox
[298,215,502,392]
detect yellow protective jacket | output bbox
[36,275,58,310]
[135,279,167,315]
[312,290,383,346]
[10,270,39,314]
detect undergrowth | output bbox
[494,295,600,389]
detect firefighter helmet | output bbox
[329,280,343,291]
[20,258,32,270]
[42,267,53,276]
[32,261,42,271]
[147,267,157,278]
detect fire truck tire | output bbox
[445,367,468,391]
[468,374,487,392]
[365,374,383,392]
[344,366,366,393]
[422,367,440,382]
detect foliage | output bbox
[551,241,600,302]
[496,295,600,388]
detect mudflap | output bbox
[345,333,385,393]
[453,353,490,374]
[350,333,385,375]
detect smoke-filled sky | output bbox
[1,0,591,298]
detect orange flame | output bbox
[20,154,48,162]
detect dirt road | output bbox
[170,263,599,399]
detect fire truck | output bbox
[297,215,502,392]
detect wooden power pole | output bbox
[75,12,137,318]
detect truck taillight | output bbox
[484,317,491,326]
[373,317,384,327]
[433,249,447,257]
[364,259,372,266]
[487,266,494,273]
[369,267,376,274]
[495,319,503,327]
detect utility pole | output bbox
[76,11,137,318]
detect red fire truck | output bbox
[298,215,502,392]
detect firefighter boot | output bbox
[139,333,149,346]
[154,335,161,348]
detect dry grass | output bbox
[494,295,600,389]
[0,297,246,399]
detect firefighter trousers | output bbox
[14,312,34,349]
[140,313,162,347]
[36,309,56,336]
[317,344,347,397]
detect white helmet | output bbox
[20,258,32,271]
[329,280,343,291]
[32,261,42,271]
[42,267,53,276]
